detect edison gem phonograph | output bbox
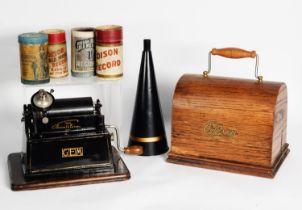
[8,89,142,190]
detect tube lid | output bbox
[96,25,123,43]
[71,27,95,38]
[18,33,48,44]
[40,29,66,43]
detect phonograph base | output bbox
[7,147,130,191]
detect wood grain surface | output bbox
[8,147,130,191]
[167,74,289,178]
[211,47,256,59]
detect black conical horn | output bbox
[128,39,169,156]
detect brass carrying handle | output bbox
[106,125,143,155]
[203,47,263,82]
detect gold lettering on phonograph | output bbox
[62,147,84,158]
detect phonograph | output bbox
[7,89,142,191]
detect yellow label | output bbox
[62,147,83,158]
[19,43,49,81]
[96,45,123,78]
[48,43,68,78]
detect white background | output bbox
[0,0,302,209]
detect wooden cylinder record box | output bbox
[167,48,290,178]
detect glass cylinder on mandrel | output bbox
[95,25,123,80]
